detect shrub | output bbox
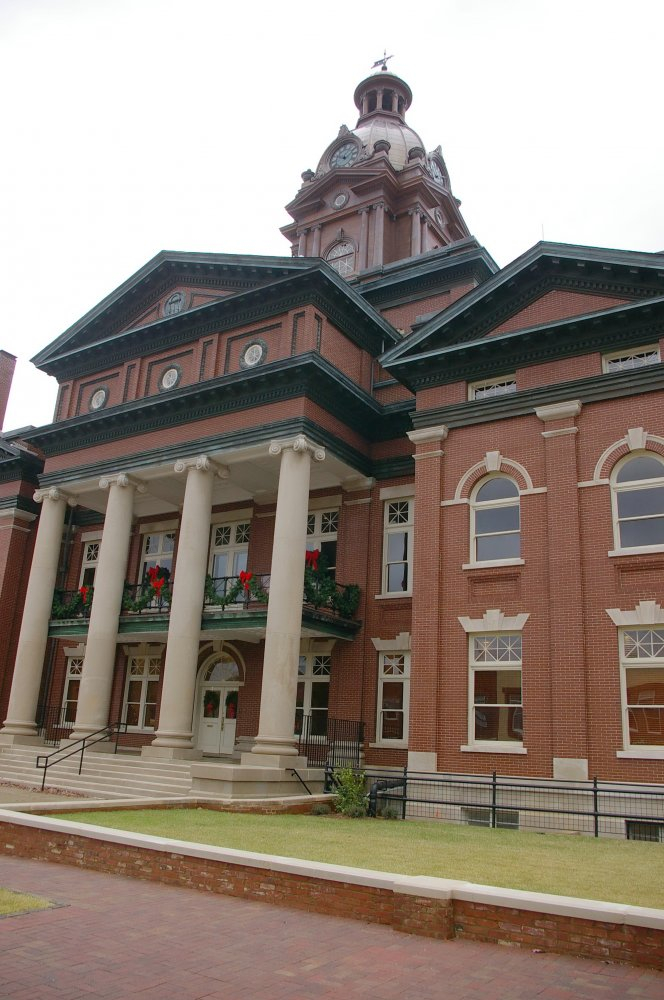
[311,803,332,816]
[380,805,401,820]
[334,767,367,818]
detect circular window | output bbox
[333,192,349,209]
[240,340,267,369]
[89,387,108,411]
[159,366,181,391]
[163,292,185,316]
[325,240,355,277]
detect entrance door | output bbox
[199,686,238,754]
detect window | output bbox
[123,656,161,730]
[61,656,83,725]
[306,508,338,577]
[79,541,99,588]
[295,654,330,737]
[626,821,664,842]
[469,634,523,745]
[612,454,664,550]
[603,345,660,373]
[209,521,249,582]
[471,477,520,563]
[376,652,410,744]
[462,807,519,829]
[383,499,413,594]
[621,628,664,748]
[469,376,516,401]
[140,531,175,581]
[325,241,355,276]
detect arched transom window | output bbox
[325,241,355,277]
[612,454,664,550]
[471,476,521,563]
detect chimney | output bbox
[0,352,17,431]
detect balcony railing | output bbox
[51,572,361,622]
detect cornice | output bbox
[37,268,399,380]
[0,494,41,515]
[411,364,664,431]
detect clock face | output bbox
[429,159,443,182]
[330,142,359,168]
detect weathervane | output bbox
[371,50,394,72]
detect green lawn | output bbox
[0,888,52,917]
[51,808,664,909]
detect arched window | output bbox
[325,241,355,277]
[471,477,520,563]
[612,453,664,550]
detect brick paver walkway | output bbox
[1,857,663,999]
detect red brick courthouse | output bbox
[1,67,663,795]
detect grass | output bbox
[0,888,52,917]
[51,808,664,909]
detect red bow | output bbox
[79,585,89,604]
[239,570,253,592]
[152,577,165,594]
[305,549,320,571]
[148,566,160,583]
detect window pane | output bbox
[125,704,140,726]
[381,712,403,740]
[474,706,523,742]
[626,667,664,703]
[474,669,521,703]
[310,682,329,710]
[310,710,328,736]
[387,531,408,561]
[619,517,664,548]
[476,479,519,502]
[476,505,520,534]
[628,709,664,745]
[476,532,520,561]
[616,457,664,483]
[387,563,408,591]
[212,553,229,578]
[233,551,248,575]
[617,486,664,518]
[382,681,404,711]
[624,630,664,659]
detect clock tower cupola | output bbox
[281,64,473,278]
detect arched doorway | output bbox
[196,647,244,754]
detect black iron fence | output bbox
[36,703,75,747]
[323,766,664,840]
[298,716,364,768]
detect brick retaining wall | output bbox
[1,810,662,969]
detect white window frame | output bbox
[382,498,413,596]
[306,508,338,576]
[602,345,660,374]
[610,453,664,554]
[469,375,517,401]
[140,530,175,582]
[208,519,250,580]
[122,656,162,731]
[61,655,83,725]
[375,651,410,747]
[470,475,521,566]
[79,540,100,588]
[468,633,523,748]
[619,627,664,751]
[295,653,331,738]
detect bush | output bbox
[333,767,367,818]
[311,803,332,816]
[380,805,401,820]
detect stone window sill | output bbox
[462,559,525,571]
[460,744,527,754]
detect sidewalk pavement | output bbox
[1,855,663,1000]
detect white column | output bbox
[150,456,225,752]
[71,474,140,739]
[1,488,73,739]
[251,435,325,762]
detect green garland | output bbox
[121,582,172,613]
[51,590,87,620]
[204,573,269,609]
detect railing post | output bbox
[593,776,599,838]
[402,766,408,820]
[491,770,498,828]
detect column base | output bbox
[150,728,195,750]
[250,735,299,759]
[142,744,202,761]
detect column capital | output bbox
[269,435,325,463]
[372,201,387,213]
[33,486,76,507]
[99,472,147,493]
[174,455,230,478]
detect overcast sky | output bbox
[1,0,662,432]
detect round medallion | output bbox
[434,208,444,226]
[330,142,359,168]
[160,366,181,390]
[163,291,185,316]
[240,341,266,369]
[429,159,443,182]
[333,192,349,209]
[89,387,108,411]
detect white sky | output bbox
[1,0,662,432]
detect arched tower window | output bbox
[471,476,521,563]
[325,240,356,277]
[612,453,664,550]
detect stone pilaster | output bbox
[71,474,141,739]
[1,488,74,740]
[250,435,325,763]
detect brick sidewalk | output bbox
[1,856,663,1000]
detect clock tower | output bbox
[281,67,474,278]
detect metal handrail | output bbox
[36,720,127,791]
